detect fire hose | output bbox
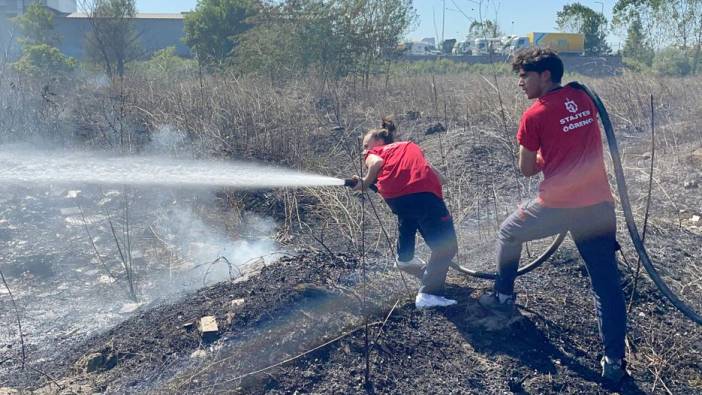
[347,82,702,326]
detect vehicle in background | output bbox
[474,37,503,55]
[525,32,585,54]
[402,41,440,56]
[503,35,530,53]
[441,38,457,55]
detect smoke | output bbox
[151,204,280,291]
[146,124,190,157]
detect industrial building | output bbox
[0,0,189,61]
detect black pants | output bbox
[386,192,457,295]
[495,200,626,359]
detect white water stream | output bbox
[0,148,343,188]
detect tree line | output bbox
[10,0,702,80]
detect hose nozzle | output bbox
[343,178,358,188]
[343,178,378,192]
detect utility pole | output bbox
[594,1,604,15]
[441,0,446,45]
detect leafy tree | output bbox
[622,15,654,65]
[183,0,259,66]
[614,0,702,72]
[82,0,141,77]
[13,2,58,46]
[12,2,75,79]
[556,3,611,55]
[13,43,76,78]
[234,0,415,80]
[468,20,501,39]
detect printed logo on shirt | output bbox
[559,98,593,133]
[564,98,578,113]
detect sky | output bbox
[135,0,624,49]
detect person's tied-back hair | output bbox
[365,116,396,145]
[511,47,564,83]
[381,116,396,134]
[366,128,394,145]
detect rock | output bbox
[684,179,699,189]
[230,298,245,307]
[77,350,118,373]
[690,215,700,223]
[190,349,207,359]
[198,316,219,342]
[425,122,446,135]
[0,388,19,395]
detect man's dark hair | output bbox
[511,47,564,83]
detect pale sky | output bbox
[135,0,624,49]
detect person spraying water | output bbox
[347,118,459,309]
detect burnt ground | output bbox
[2,241,700,394]
[1,120,701,394]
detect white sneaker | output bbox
[415,292,457,309]
[395,256,425,270]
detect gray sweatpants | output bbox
[495,199,627,359]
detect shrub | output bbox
[653,47,692,77]
[13,43,77,78]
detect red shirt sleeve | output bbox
[516,112,540,152]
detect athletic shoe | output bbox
[601,357,628,388]
[478,291,516,314]
[415,292,457,309]
[395,257,425,279]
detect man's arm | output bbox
[353,154,384,191]
[518,146,544,177]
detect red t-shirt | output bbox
[517,85,614,208]
[366,141,443,200]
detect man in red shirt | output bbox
[478,48,628,386]
[352,122,458,309]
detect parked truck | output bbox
[508,32,585,55]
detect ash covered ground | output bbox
[0,119,701,394]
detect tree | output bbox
[622,16,654,65]
[81,0,141,78]
[234,0,415,80]
[468,20,501,39]
[12,2,75,79]
[13,43,76,78]
[614,0,702,72]
[13,2,58,46]
[183,0,259,66]
[556,3,611,55]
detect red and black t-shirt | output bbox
[517,85,614,208]
[365,141,443,200]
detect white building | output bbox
[0,0,76,17]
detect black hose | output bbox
[450,232,566,280]
[568,81,702,326]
